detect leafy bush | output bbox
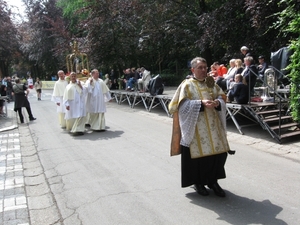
[158,71,190,86]
[278,0,300,123]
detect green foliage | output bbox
[57,0,89,36]
[0,0,20,77]
[19,0,72,78]
[159,72,188,86]
[289,40,300,122]
[4,0,298,92]
[278,0,300,122]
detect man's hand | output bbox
[202,99,218,109]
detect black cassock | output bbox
[181,145,228,188]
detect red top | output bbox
[217,65,228,76]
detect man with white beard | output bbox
[63,72,87,135]
[85,69,111,131]
[51,70,68,128]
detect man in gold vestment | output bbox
[169,57,231,197]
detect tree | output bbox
[7,0,296,86]
[20,0,71,79]
[276,0,300,123]
[0,0,20,77]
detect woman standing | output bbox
[34,77,43,100]
[12,78,36,123]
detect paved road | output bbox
[1,89,300,225]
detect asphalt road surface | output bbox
[14,89,300,225]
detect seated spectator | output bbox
[216,59,236,91]
[257,55,268,80]
[104,74,111,89]
[125,68,136,91]
[208,64,218,79]
[242,56,258,95]
[136,68,143,79]
[227,74,249,104]
[110,79,118,90]
[227,59,244,90]
[138,67,151,92]
[120,68,130,90]
[235,59,244,75]
[213,62,228,78]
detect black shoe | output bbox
[72,132,84,136]
[95,129,106,132]
[208,182,226,197]
[29,117,36,121]
[194,184,209,196]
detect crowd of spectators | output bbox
[108,67,151,92]
[205,46,269,104]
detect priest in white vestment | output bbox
[63,72,87,135]
[51,70,68,128]
[85,69,111,131]
[169,57,231,197]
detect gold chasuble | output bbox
[169,78,230,159]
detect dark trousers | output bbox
[16,107,34,123]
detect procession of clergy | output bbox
[51,69,111,136]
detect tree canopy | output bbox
[0,0,20,77]
[1,0,300,121]
[0,0,297,80]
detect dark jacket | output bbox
[228,82,249,104]
[12,84,30,110]
[258,62,268,77]
[243,64,258,91]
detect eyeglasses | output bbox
[195,66,208,70]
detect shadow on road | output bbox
[186,190,287,225]
[68,127,124,141]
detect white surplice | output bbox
[63,82,87,132]
[51,79,69,128]
[85,78,111,130]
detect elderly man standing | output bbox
[63,72,87,135]
[85,69,111,131]
[169,56,231,197]
[240,46,252,57]
[51,70,68,128]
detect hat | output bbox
[258,55,265,59]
